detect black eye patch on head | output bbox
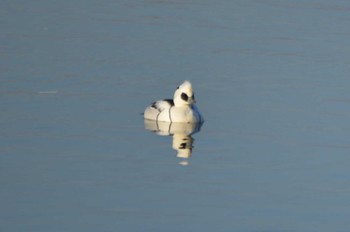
[181,93,189,101]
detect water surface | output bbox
[2,0,350,231]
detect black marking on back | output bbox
[181,93,188,101]
[151,101,157,108]
[151,99,174,109]
[164,99,174,106]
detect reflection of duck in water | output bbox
[173,133,193,159]
[144,120,203,164]
[144,80,204,123]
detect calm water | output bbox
[2,0,350,231]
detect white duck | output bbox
[144,80,204,123]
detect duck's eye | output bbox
[181,93,189,101]
[176,86,179,90]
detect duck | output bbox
[144,80,204,123]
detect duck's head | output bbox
[173,80,196,107]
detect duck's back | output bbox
[144,99,174,122]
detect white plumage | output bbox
[144,80,204,123]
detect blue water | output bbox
[2,1,350,231]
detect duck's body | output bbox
[144,100,202,123]
[144,81,203,123]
